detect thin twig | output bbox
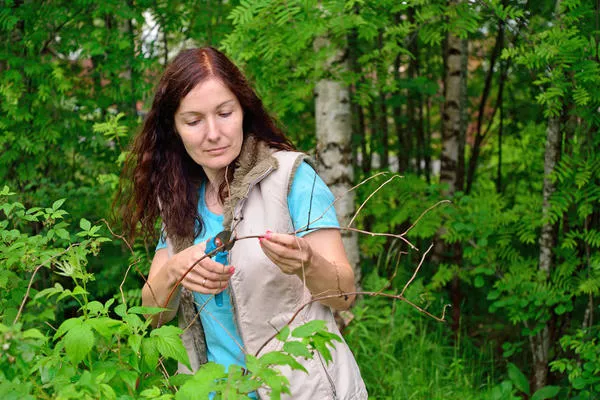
[293,171,389,234]
[401,200,452,236]
[341,227,417,250]
[254,243,444,357]
[347,175,401,228]
[401,243,434,297]
[100,218,134,253]
[305,168,318,232]
[120,257,142,306]
[254,288,448,357]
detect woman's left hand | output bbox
[259,231,314,276]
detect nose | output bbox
[206,116,219,142]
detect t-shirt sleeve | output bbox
[155,225,167,252]
[288,161,340,237]
[156,237,167,251]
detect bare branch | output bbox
[347,175,401,228]
[401,243,434,297]
[401,200,452,236]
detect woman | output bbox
[120,47,367,399]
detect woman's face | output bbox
[174,77,244,183]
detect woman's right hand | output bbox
[169,241,234,295]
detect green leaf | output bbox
[508,362,530,395]
[52,198,66,210]
[141,337,160,371]
[114,303,127,317]
[312,336,334,363]
[80,218,91,231]
[128,333,143,355]
[531,385,560,400]
[276,325,290,341]
[176,363,225,400]
[128,306,169,315]
[54,317,81,340]
[87,317,123,339]
[283,341,312,359]
[63,322,95,365]
[150,325,190,369]
[85,300,104,315]
[56,228,70,240]
[291,320,326,338]
[140,387,161,398]
[22,328,46,340]
[260,351,307,373]
[474,275,485,288]
[35,283,64,300]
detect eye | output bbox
[219,111,232,118]
[186,119,202,126]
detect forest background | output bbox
[1,0,599,399]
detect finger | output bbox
[263,232,301,249]
[183,271,224,288]
[197,258,231,277]
[182,280,228,294]
[260,243,304,274]
[261,238,311,266]
[260,238,298,259]
[182,270,230,290]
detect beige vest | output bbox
[167,137,367,400]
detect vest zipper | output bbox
[227,166,274,351]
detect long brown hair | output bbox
[118,47,294,245]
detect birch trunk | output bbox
[532,0,563,389]
[533,114,562,391]
[314,63,361,285]
[435,4,468,332]
[440,31,467,194]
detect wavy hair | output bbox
[118,47,294,245]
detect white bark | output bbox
[533,114,561,391]
[440,33,467,195]
[315,79,360,284]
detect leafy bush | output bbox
[0,188,341,399]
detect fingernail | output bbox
[229,266,235,274]
[265,230,272,240]
[258,236,263,242]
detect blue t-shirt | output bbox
[156,162,339,372]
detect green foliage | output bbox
[0,190,343,399]
[551,329,600,398]
[3,0,600,397]
[345,271,497,399]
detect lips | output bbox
[206,146,229,155]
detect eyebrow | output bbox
[178,99,236,117]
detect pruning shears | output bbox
[205,230,235,307]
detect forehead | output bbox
[178,77,238,113]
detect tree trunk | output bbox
[435,0,468,333]
[533,114,562,391]
[314,39,361,285]
[496,61,505,193]
[466,10,505,193]
[408,7,426,177]
[368,101,378,169]
[377,31,389,170]
[440,29,466,194]
[532,0,563,388]
[127,1,138,118]
[393,50,407,173]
